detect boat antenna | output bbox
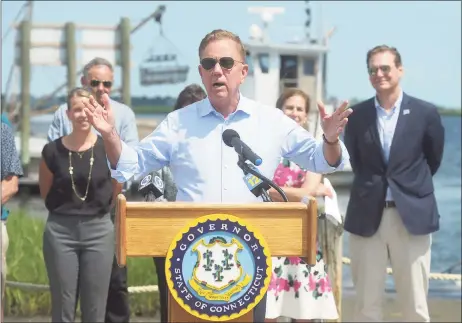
[304,1,312,42]
[248,7,284,43]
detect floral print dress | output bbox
[265,159,339,320]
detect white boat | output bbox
[240,6,353,188]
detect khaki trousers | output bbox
[349,207,431,322]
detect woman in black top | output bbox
[39,87,116,323]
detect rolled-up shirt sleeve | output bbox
[109,116,175,182]
[280,116,350,174]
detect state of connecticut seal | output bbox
[165,214,271,321]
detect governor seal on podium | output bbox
[165,213,272,321]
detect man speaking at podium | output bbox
[83,29,352,322]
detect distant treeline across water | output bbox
[1,93,460,116]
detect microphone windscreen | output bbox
[222,129,239,147]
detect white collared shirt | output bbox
[374,90,403,201]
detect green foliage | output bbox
[132,105,173,114]
[437,107,461,116]
[346,97,461,117]
[4,212,49,316]
[4,211,160,317]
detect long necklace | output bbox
[75,151,85,159]
[68,145,95,201]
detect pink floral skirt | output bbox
[266,252,338,320]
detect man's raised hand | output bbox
[317,100,353,142]
[83,93,116,137]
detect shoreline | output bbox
[4,294,461,322]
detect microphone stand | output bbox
[144,191,157,202]
[236,155,289,203]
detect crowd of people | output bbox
[1,28,444,323]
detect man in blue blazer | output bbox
[344,45,445,322]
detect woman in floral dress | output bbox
[265,89,339,322]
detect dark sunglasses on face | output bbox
[90,79,113,88]
[368,65,391,76]
[200,57,243,71]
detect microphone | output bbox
[222,129,288,202]
[138,173,165,201]
[242,164,271,197]
[222,129,262,166]
[240,162,289,202]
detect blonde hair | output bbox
[198,29,246,61]
[67,87,92,110]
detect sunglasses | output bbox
[200,57,244,71]
[90,80,113,88]
[368,65,391,76]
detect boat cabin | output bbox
[240,40,328,135]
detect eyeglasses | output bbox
[90,80,113,88]
[200,57,244,71]
[368,65,391,76]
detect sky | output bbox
[2,1,461,108]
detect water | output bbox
[340,116,462,298]
[12,114,462,298]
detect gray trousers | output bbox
[43,213,114,323]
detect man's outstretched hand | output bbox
[83,93,115,137]
[318,100,353,142]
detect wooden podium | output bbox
[115,195,318,322]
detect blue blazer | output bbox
[343,93,445,236]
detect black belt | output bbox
[384,201,396,208]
